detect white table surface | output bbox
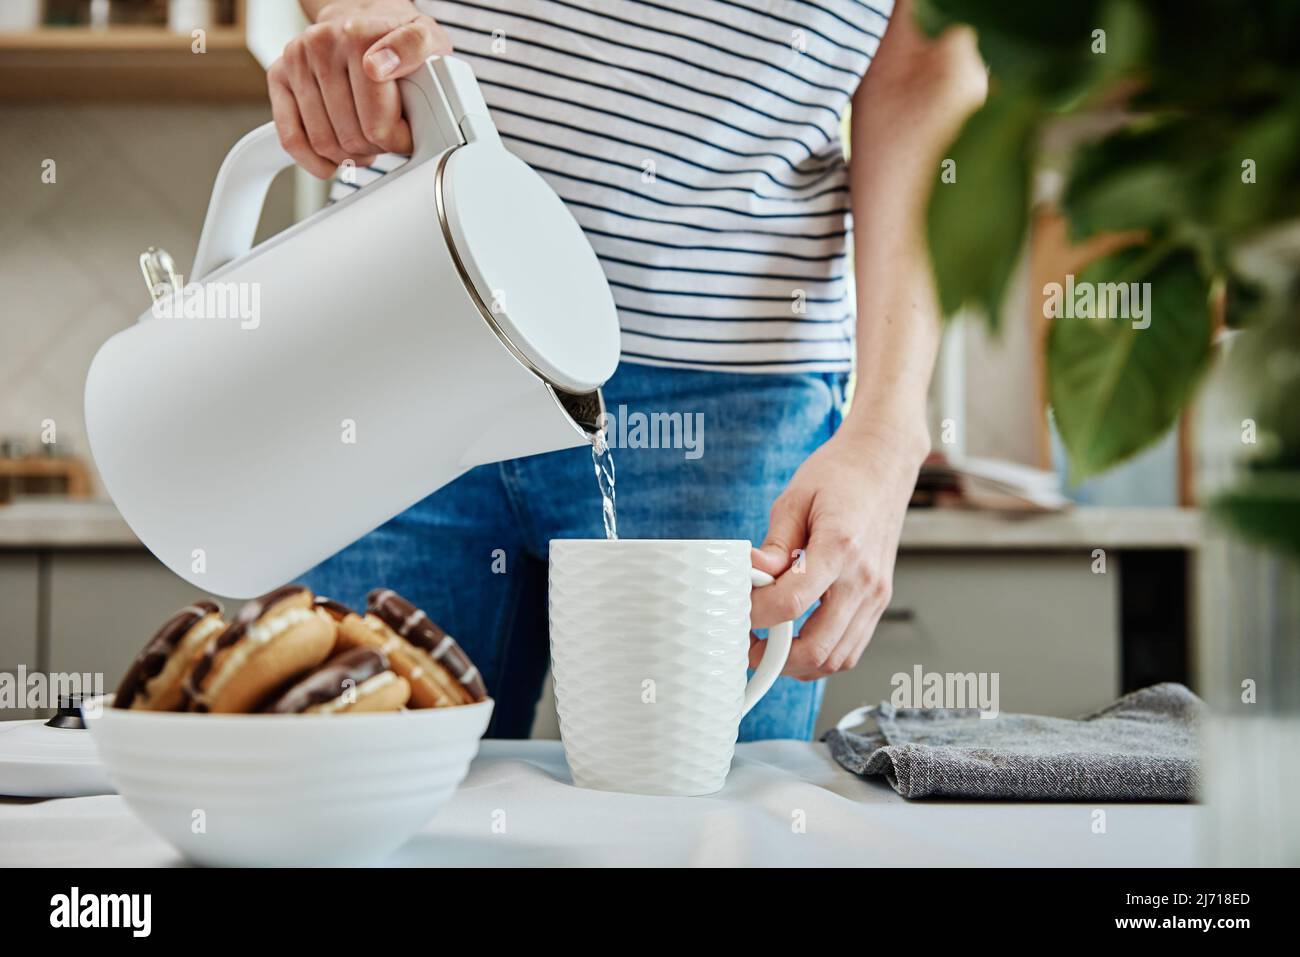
[0,740,1202,867]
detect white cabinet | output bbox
[0,553,38,674]
[1,553,42,719]
[815,552,1118,736]
[45,552,212,685]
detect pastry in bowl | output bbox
[262,647,410,714]
[84,695,494,865]
[312,595,366,630]
[183,585,335,713]
[93,584,494,864]
[114,600,225,711]
[338,588,488,708]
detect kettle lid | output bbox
[438,142,620,394]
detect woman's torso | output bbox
[339,0,891,373]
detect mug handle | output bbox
[741,568,795,718]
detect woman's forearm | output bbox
[842,3,986,462]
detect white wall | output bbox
[0,103,294,493]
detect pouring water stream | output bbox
[591,428,617,541]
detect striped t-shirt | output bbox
[333,0,891,373]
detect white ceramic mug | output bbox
[549,539,794,796]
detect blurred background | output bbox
[0,1,1203,740]
[6,0,1298,867]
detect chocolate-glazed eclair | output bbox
[313,596,366,630]
[115,600,224,711]
[312,596,353,621]
[335,588,487,708]
[262,647,410,714]
[184,584,336,713]
[314,596,383,661]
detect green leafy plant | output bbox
[917,0,1300,553]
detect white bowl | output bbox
[83,696,493,866]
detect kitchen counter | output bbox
[1,501,1203,729]
[0,499,1203,550]
[0,500,141,548]
[0,740,1200,867]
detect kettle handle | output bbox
[190,55,493,282]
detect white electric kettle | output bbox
[84,56,621,598]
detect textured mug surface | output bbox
[549,539,769,796]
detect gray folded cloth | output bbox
[823,683,1203,801]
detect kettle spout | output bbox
[552,385,605,437]
[459,381,606,469]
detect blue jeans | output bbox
[304,362,847,740]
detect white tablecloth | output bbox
[0,740,1201,866]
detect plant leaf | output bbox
[1048,245,1213,480]
[1216,95,1300,237]
[1213,473,1300,559]
[1062,122,1196,241]
[1082,0,1150,93]
[915,0,1105,102]
[926,93,1038,325]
